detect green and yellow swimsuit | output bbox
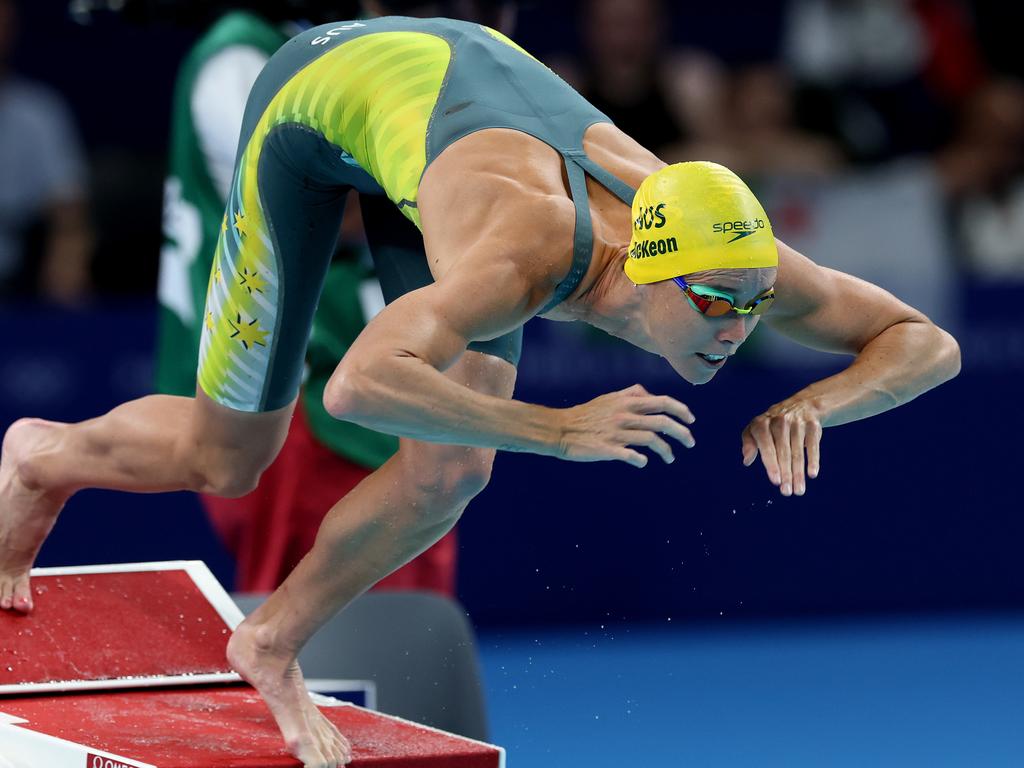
[199,16,636,413]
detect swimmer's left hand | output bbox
[741,398,823,496]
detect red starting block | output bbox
[0,562,504,768]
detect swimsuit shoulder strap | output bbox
[539,149,637,314]
[569,151,637,207]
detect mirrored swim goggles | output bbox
[671,276,775,317]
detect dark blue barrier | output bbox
[1,301,1019,627]
[0,303,234,587]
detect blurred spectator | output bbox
[754,158,958,366]
[938,78,1024,279]
[552,0,702,159]
[668,63,845,179]
[363,0,515,28]
[0,0,93,304]
[782,0,985,163]
[970,3,1024,80]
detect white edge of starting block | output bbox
[0,697,505,768]
[0,673,243,697]
[29,560,247,629]
[0,711,156,768]
[323,698,507,768]
[2,561,245,696]
[305,692,505,768]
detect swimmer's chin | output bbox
[666,359,718,385]
[690,369,718,385]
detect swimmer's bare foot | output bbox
[227,621,352,767]
[0,419,68,613]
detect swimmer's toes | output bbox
[12,575,32,612]
[317,716,348,764]
[0,573,29,612]
[291,744,326,768]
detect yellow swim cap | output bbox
[624,161,778,284]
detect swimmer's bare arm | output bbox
[742,240,961,495]
[326,240,695,467]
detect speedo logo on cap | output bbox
[713,218,766,243]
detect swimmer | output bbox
[0,17,959,768]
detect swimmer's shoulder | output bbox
[419,128,577,294]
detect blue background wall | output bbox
[2,0,1019,629]
[4,295,1018,628]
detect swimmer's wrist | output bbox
[789,379,880,429]
[498,403,566,456]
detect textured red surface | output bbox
[2,687,501,768]
[0,571,233,688]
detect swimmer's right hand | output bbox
[556,384,696,467]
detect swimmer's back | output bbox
[238,16,613,229]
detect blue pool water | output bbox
[478,616,1024,767]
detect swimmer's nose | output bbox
[715,315,750,345]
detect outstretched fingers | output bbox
[789,419,806,496]
[745,418,782,487]
[630,393,698,457]
[806,421,822,480]
[563,385,697,467]
[614,447,648,468]
[772,418,793,495]
[741,429,759,467]
[741,402,825,495]
[622,429,675,464]
[634,393,696,424]
[641,413,696,449]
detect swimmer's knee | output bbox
[201,468,261,499]
[400,445,495,517]
[180,444,265,499]
[176,402,291,498]
[448,453,494,503]
[191,461,261,498]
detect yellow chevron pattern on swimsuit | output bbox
[197,32,451,410]
[481,25,539,62]
[272,31,451,227]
